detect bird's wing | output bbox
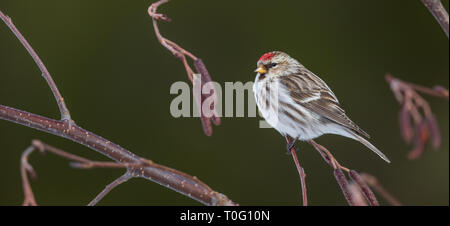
[282,72,370,139]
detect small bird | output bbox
[253,51,390,163]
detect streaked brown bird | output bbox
[253,51,390,163]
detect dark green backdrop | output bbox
[0,0,448,205]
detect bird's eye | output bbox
[268,63,278,68]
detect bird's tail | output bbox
[352,133,391,163]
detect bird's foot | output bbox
[285,146,300,155]
[285,138,298,155]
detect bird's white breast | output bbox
[253,74,336,140]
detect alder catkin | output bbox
[194,58,221,126]
[333,168,355,206]
[349,170,379,206]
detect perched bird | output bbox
[253,51,390,163]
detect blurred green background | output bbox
[0,0,448,206]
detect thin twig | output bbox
[285,136,308,206]
[0,10,71,121]
[386,74,449,100]
[308,140,349,172]
[148,0,220,136]
[88,173,133,206]
[21,146,38,206]
[291,150,308,206]
[148,0,197,79]
[31,140,151,170]
[421,0,449,38]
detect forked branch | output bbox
[148,0,221,136]
[386,74,448,159]
[307,140,381,206]
[21,140,138,206]
[1,9,235,206]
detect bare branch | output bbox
[308,140,349,172]
[285,136,308,206]
[20,146,38,206]
[386,74,449,100]
[30,140,149,170]
[1,105,235,205]
[421,0,449,38]
[0,10,71,121]
[19,138,237,205]
[386,74,447,159]
[291,150,307,206]
[148,0,220,136]
[88,173,133,206]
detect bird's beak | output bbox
[255,66,267,75]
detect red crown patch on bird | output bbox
[259,52,275,62]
